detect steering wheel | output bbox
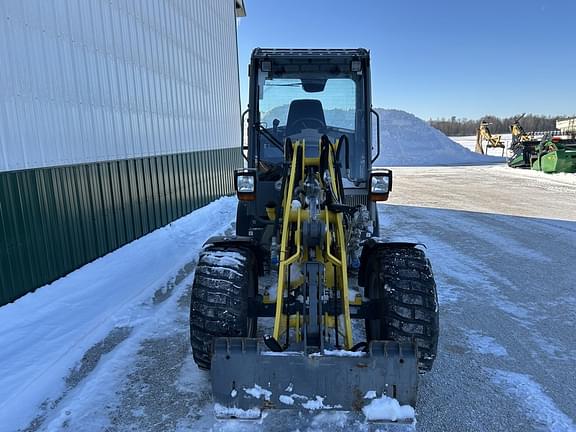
[289,117,325,132]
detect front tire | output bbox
[364,247,439,373]
[189,246,257,370]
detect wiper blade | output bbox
[265,83,302,88]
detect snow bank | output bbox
[0,197,238,431]
[375,109,504,166]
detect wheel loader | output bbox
[189,48,439,419]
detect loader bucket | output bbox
[211,338,418,418]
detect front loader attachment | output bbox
[211,338,418,418]
[188,136,436,422]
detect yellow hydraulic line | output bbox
[274,139,354,348]
[335,213,353,349]
[324,141,354,349]
[323,209,353,348]
[273,141,304,340]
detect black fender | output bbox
[357,238,425,287]
[236,202,251,236]
[203,235,267,275]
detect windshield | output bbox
[260,78,356,130]
[256,76,367,182]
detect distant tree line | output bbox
[429,114,573,136]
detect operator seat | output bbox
[285,99,326,136]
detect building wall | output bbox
[0,0,243,305]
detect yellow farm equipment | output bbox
[475,120,505,156]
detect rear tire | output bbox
[189,246,257,370]
[364,247,439,373]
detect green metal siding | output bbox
[0,147,241,306]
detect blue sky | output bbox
[236,0,576,120]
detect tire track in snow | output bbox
[487,369,576,432]
[378,203,576,431]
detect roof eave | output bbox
[235,0,246,17]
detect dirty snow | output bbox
[361,395,415,422]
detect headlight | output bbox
[237,175,255,193]
[371,175,390,194]
[234,168,257,201]
[369,170,393,201]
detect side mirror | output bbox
[369,169,392,201]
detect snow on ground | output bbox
[453,136,576,184]
[2,165,576,431]
[374,109,504,166]
[465,330,508,357]
[0,197,237,432]
[385,165,576,221]
[362,395,415,422]
[385,167,576,432]
[487,164,576,186]
[487,369,576,432]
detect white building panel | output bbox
[0,0,242,172]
